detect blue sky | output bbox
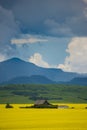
[0,0,87,73]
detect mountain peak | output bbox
[11,57,21,60]
[10,57,24,61]
[4,57,25,63]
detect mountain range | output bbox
[0,57,87,85]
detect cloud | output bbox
[83,0,87,3]
[0,6,19,44]
[44,19,74,37]
[15,0,87,37]
[1,0,86,37]
[83,4,87,18]
[11,35,48,45]
[0,6,20,58]
[29,53,50,68]
[0,54,6,62]
[58,37,87,73]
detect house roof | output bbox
[34,100,48,105]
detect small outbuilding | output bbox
[58,105,69,109]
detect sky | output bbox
[0,0,87,73]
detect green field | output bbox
[0,84,87,103]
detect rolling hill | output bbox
[2,75,56,84]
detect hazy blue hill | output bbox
[2,75,56,84]
[0,57,79,83]
[68,77,87,86]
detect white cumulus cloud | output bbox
[58,37,87,73]
[29,53,50,68]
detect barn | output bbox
[32,100,58,108]
[34,100,50,106]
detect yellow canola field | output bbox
[0,104,87,130]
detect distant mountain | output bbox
[68,77,87,86]
[0,57,80,84]
[2,75,56,84]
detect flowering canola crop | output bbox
[0,104,87,130]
